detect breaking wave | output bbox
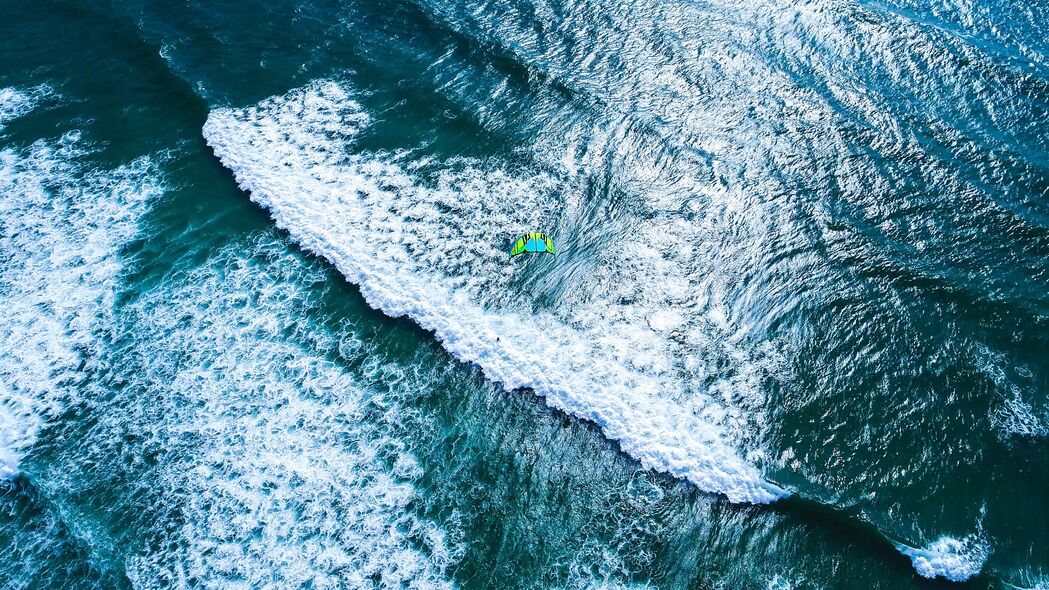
[898,535,991,583]
[203,80,786,504]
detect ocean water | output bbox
[1,0,1047,588]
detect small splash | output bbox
[766,574,799,590]
[898,535,990,582]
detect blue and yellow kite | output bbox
[509,232,557,258]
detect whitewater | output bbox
[0,86,163,483]
[0,86,460,589]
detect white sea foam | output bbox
[203,80,785,504]
[0,122,161,482]
[897,535,990,582]
[112,239,460,589]
[995,392,1048,439]
[976,345,1048,439]
[0,86,51,127]
[0,381,40,481]
[765,575,799,590]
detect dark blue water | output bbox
[2,0,1048,587]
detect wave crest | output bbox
[203,80,785,504]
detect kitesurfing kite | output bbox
[509,232,557,258]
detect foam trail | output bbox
[996,392,1048,439]
[1003,578,1049,590]
[0,112,162,481]
[897,535,990,582]
[203,80,784,504]
[0,86,50,126]
[977,345,1048,439]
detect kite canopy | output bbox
[509,232,557,258]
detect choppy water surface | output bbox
[2,0,1047,588]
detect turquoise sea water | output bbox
[1,0,1048,587]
